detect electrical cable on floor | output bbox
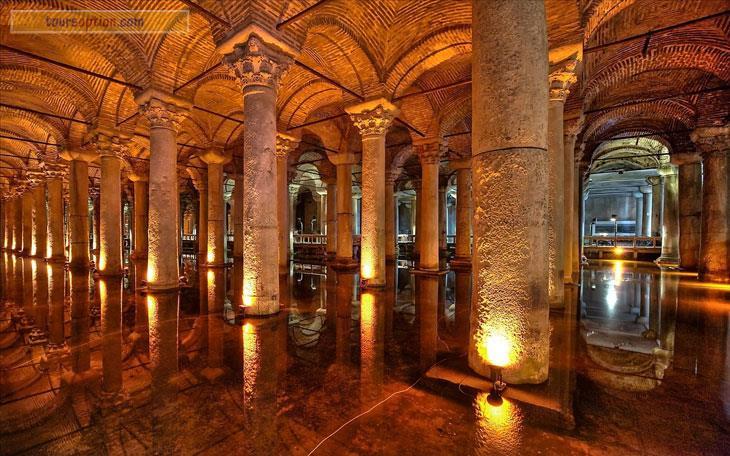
[306,354,465,455]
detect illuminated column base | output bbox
[469,0,549,384]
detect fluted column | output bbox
[20,189,33,256]
[129,164,149,259]
[275,134,298,273]
[692,125,729,282]
[223,33,294,314]
[324,178,337,257]
[656,163,680,266]
[94,131,127,276]
[136,89,190,290]
[46,165,67,262]
[199,147,228,267]
[470,0,549,383]
[672,152,702,271]
[547,65,576,306]
[232,173,244,259]
[346,99,398,287]
[331,154,357,265]
[385,172,397,261]
[32,181,47,257]
[562,118,581,283]
[451,159,472,268]
[413,137,445,272]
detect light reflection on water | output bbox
[473,393,523,455]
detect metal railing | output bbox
[293,233,327,245]
[397,234,415,244]
[584,235,661,249]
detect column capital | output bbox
[288,183,300,195]
[198,144,230,165]
[657,163,677,177]
[329,151,358,166]
[690,125,730,157]
[563,116,584,140]
[128,160,149,182]
[385,171,399,185]
[89,129,130,160]
[670,151,701,166]
[646,175,662,186]
[414,136,448,164]
[345,98,399,137]
[222,32,293,92]
[549,61,578,102]
[43,162,68,180]
[135,89,191,132]
[59,147,97,162]
[275,133,300,158]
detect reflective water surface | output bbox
[0,253,728,455]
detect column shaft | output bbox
[657,165,680,265]
[326,182,337,256]
[69,159,90,268]
[418,154,440,271]
[132,180,148,258]
[13,196,22,252]
[336,163,354,262]
[360,133,387,284]
[206,162,225,266]
[548,98,566,306]
[642,190,652,236]
[99,154,123,275]
[276,155,289,272]
[233,174,244,259]
[563,133,578,282]
[47,178,65,261]
[470,0,549,384]
[197,185,208,258]
[385,178,396,260]
[32,183,47,257]
[21,191,33,256]
[678,162,702,270]
[699,151,729,281]
[454,167,472,260]
[634,193,644,236]
[438,185,447,253]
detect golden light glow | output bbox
[474,393,522,452]
[99,280,108,319]
[98,251,106,271]
[146,262,156,283]
[361,254,374,280]
[478,332,511,367]
[613,260,624,284]
[613,246,624,256]
[46,243,52,259]
[242,322,259,401]
[206,248,215,264]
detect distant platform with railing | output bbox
[583,235,661,259]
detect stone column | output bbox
[547,65,576,306]
[633,191,644,236]
[288,183,299,257]
[32,182,47,257]
[438,179,448,255]
[95,132,127,276]
[672,152,702,271]
[692,125,729,282]
[562,118,581,283]
[99,277,124,403]
[414,182,422,257]
[656,163,680,266]
[641,186,652,236]
[13,194,22,252]
[385,172,397,261]
[46,165,67,262]
[275,134,298,273]
[20,189,33,256]
[451,159,472,267]
[63,150,96,268]
[346,99,398,287]
[324,178,337,257]
[232,173,244,259]
[649,176,664,237]
[129,164,149,259]
[331,154,357,265]
[223,33,294,314]
[194,178,208,258]
[199,147,228,267]
[413,138,445,272]
[135,89,190,290]
[470,0,549,384]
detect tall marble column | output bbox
[656,163,680,266]
[692,125,729,282]
[633,191,644,236]
[385,172,397,261]
[200,147,228,267]
[233,173,244,259]
[346,99,398,287]
[470,0,549,384]
[13,194,22,252]
[135,89,190,290]
[194,178,208,259]
[547,65,576,306]
[324,178,337,257]
[331,154,357,266]
[223,33,294,314]
[562,119,581,283]
[672,152,702,271]
[438,179,448,256]
[413,137,445,272]
[62,149,96,268]
[129,164,149,259]
[20,189,33,256]
[649,175,664,238]
[275,134,298,274]
[95,132,127,276]
[641,186,652,236]
[32,181,47,257]
[451,159,472,268]
[46,165,67,262]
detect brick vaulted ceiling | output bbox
[0,0,727,189]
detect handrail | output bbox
[583,235,661,249]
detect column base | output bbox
[361,280,386,289]
[412,267,449,276]
[146,282,180,292]
[655,256,680,267]
[202,262,227,269]
[450,257,472,270]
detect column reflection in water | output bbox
[32,259,48,334]
[129,260,149,357]
[47,262,67,355]
[22,257,34,319]
[203,268,225,381]
[473,393,523,454]
[335,271,356,367]
[360,289,385,407]
[99,277,124,402]
[241,317,281,455]
[147,291,180,455]
[69,268,91,377]
[416,276,439,372]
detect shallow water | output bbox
[0,253,728,455]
